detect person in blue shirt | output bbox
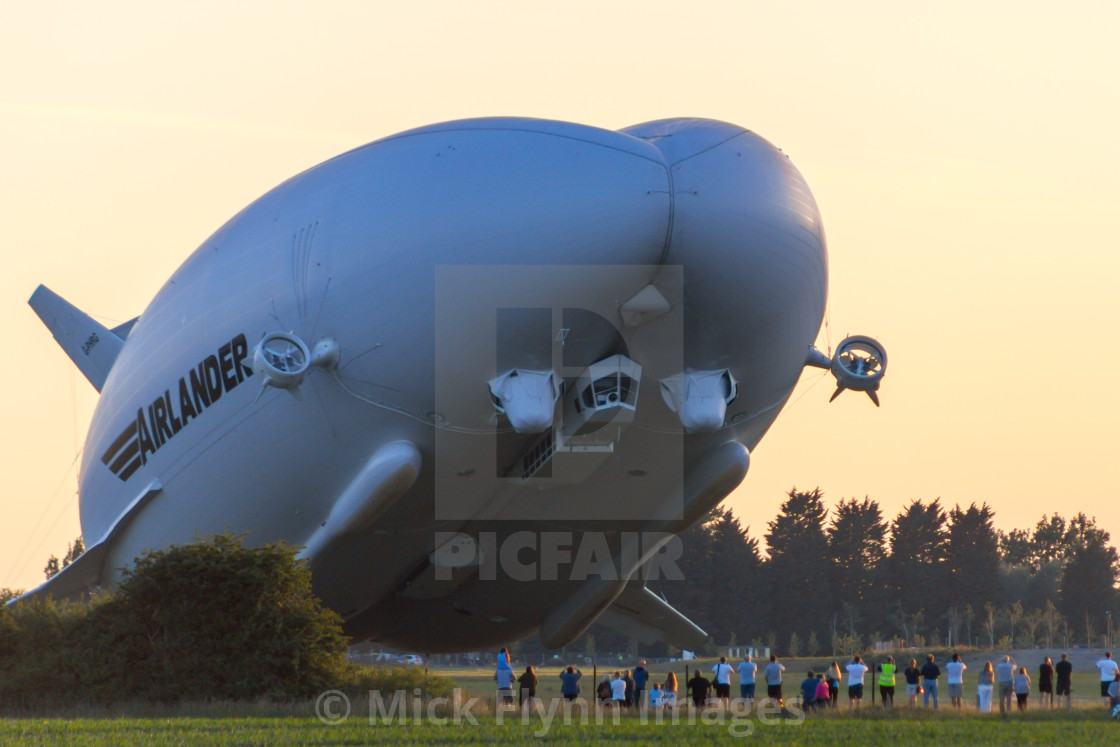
[801,670,820,710]
[559,665,582,701]
[738,654,758,705]
[633,660,649,707]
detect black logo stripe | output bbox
[118,457,143,482]
[109,438,140,474]
[101,421,138,465]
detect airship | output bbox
[20,117,885,652]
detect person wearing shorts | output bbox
[845,655,868,710]
[738,655,757,704]
[1055,653,1073,709]
[996,655,1017,715]
[904,658,921,707]
[1038,656,1054,708]
[1096,652,1119,704]
[945,653,967,709]
[765,654,785,706]
[711,656,733,706]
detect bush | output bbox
[0,534,351,705]
[347,665,456,699]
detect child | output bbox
[815,674,831,707]
[649,683,663,708]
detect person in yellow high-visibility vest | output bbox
[877,655,897,708]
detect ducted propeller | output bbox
[253,332,340,400]
[828,335,887,406]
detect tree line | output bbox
[643,488,1120,656]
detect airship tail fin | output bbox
[7,479,163,606]
[597,583,708,650]
[28,285,126,392]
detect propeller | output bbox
[253,332,340,400]
[828,335,887,406]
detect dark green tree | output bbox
[1060,523,1120,641]
[999,528,1034,567]
[1031,514,1069,566]
[707,508,766,643]
[62,536,85,568]
[885,499,949,633]
[826,497,887,629]
[946,503,1002,612]
[764,488,830,641]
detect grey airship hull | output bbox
[26,117,834,652]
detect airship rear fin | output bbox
[597,583,708,650]
[8,479,163,606]
[28,285,125,392]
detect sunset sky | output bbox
[2,1,1117,591]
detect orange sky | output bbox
[2,1,1118,590]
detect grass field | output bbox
[3,660,1119,745]
[3,710,1120,746]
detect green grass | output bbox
[3,664,1119,745]
[3,710,1120,746]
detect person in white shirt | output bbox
[610,672,627,706]
[712,656,734,707]
[845,655,868,710]
[1096,651,1119,704]
[738,655,758,707]
[945,652,967,709]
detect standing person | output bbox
[945,653,967,710]
[977,661,995,713]
[663,671,678,708]
[765,654,786,707]
[877,655,896,709]
[496,664,515,707]
[801,670,820,710]
[845,655,868,710]
[687,669,711,707]
[560,665,582,701]
[1038,656,1054,709]
[1013,666,1031,712]
[920,654,941,710]
[623,669,635,708]
[1096,651,1119,706]
[633,661,649,708]
[738,654,757,707]
[904,658,922,707]
[610,671,627,707]
[517,665,538,708]
[827,661,842,707]
[996,655,1017,715]
[648,683,663,708]
[1055,653,1073,710]
[712,656,733,707]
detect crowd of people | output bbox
[494,646,1120,716]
